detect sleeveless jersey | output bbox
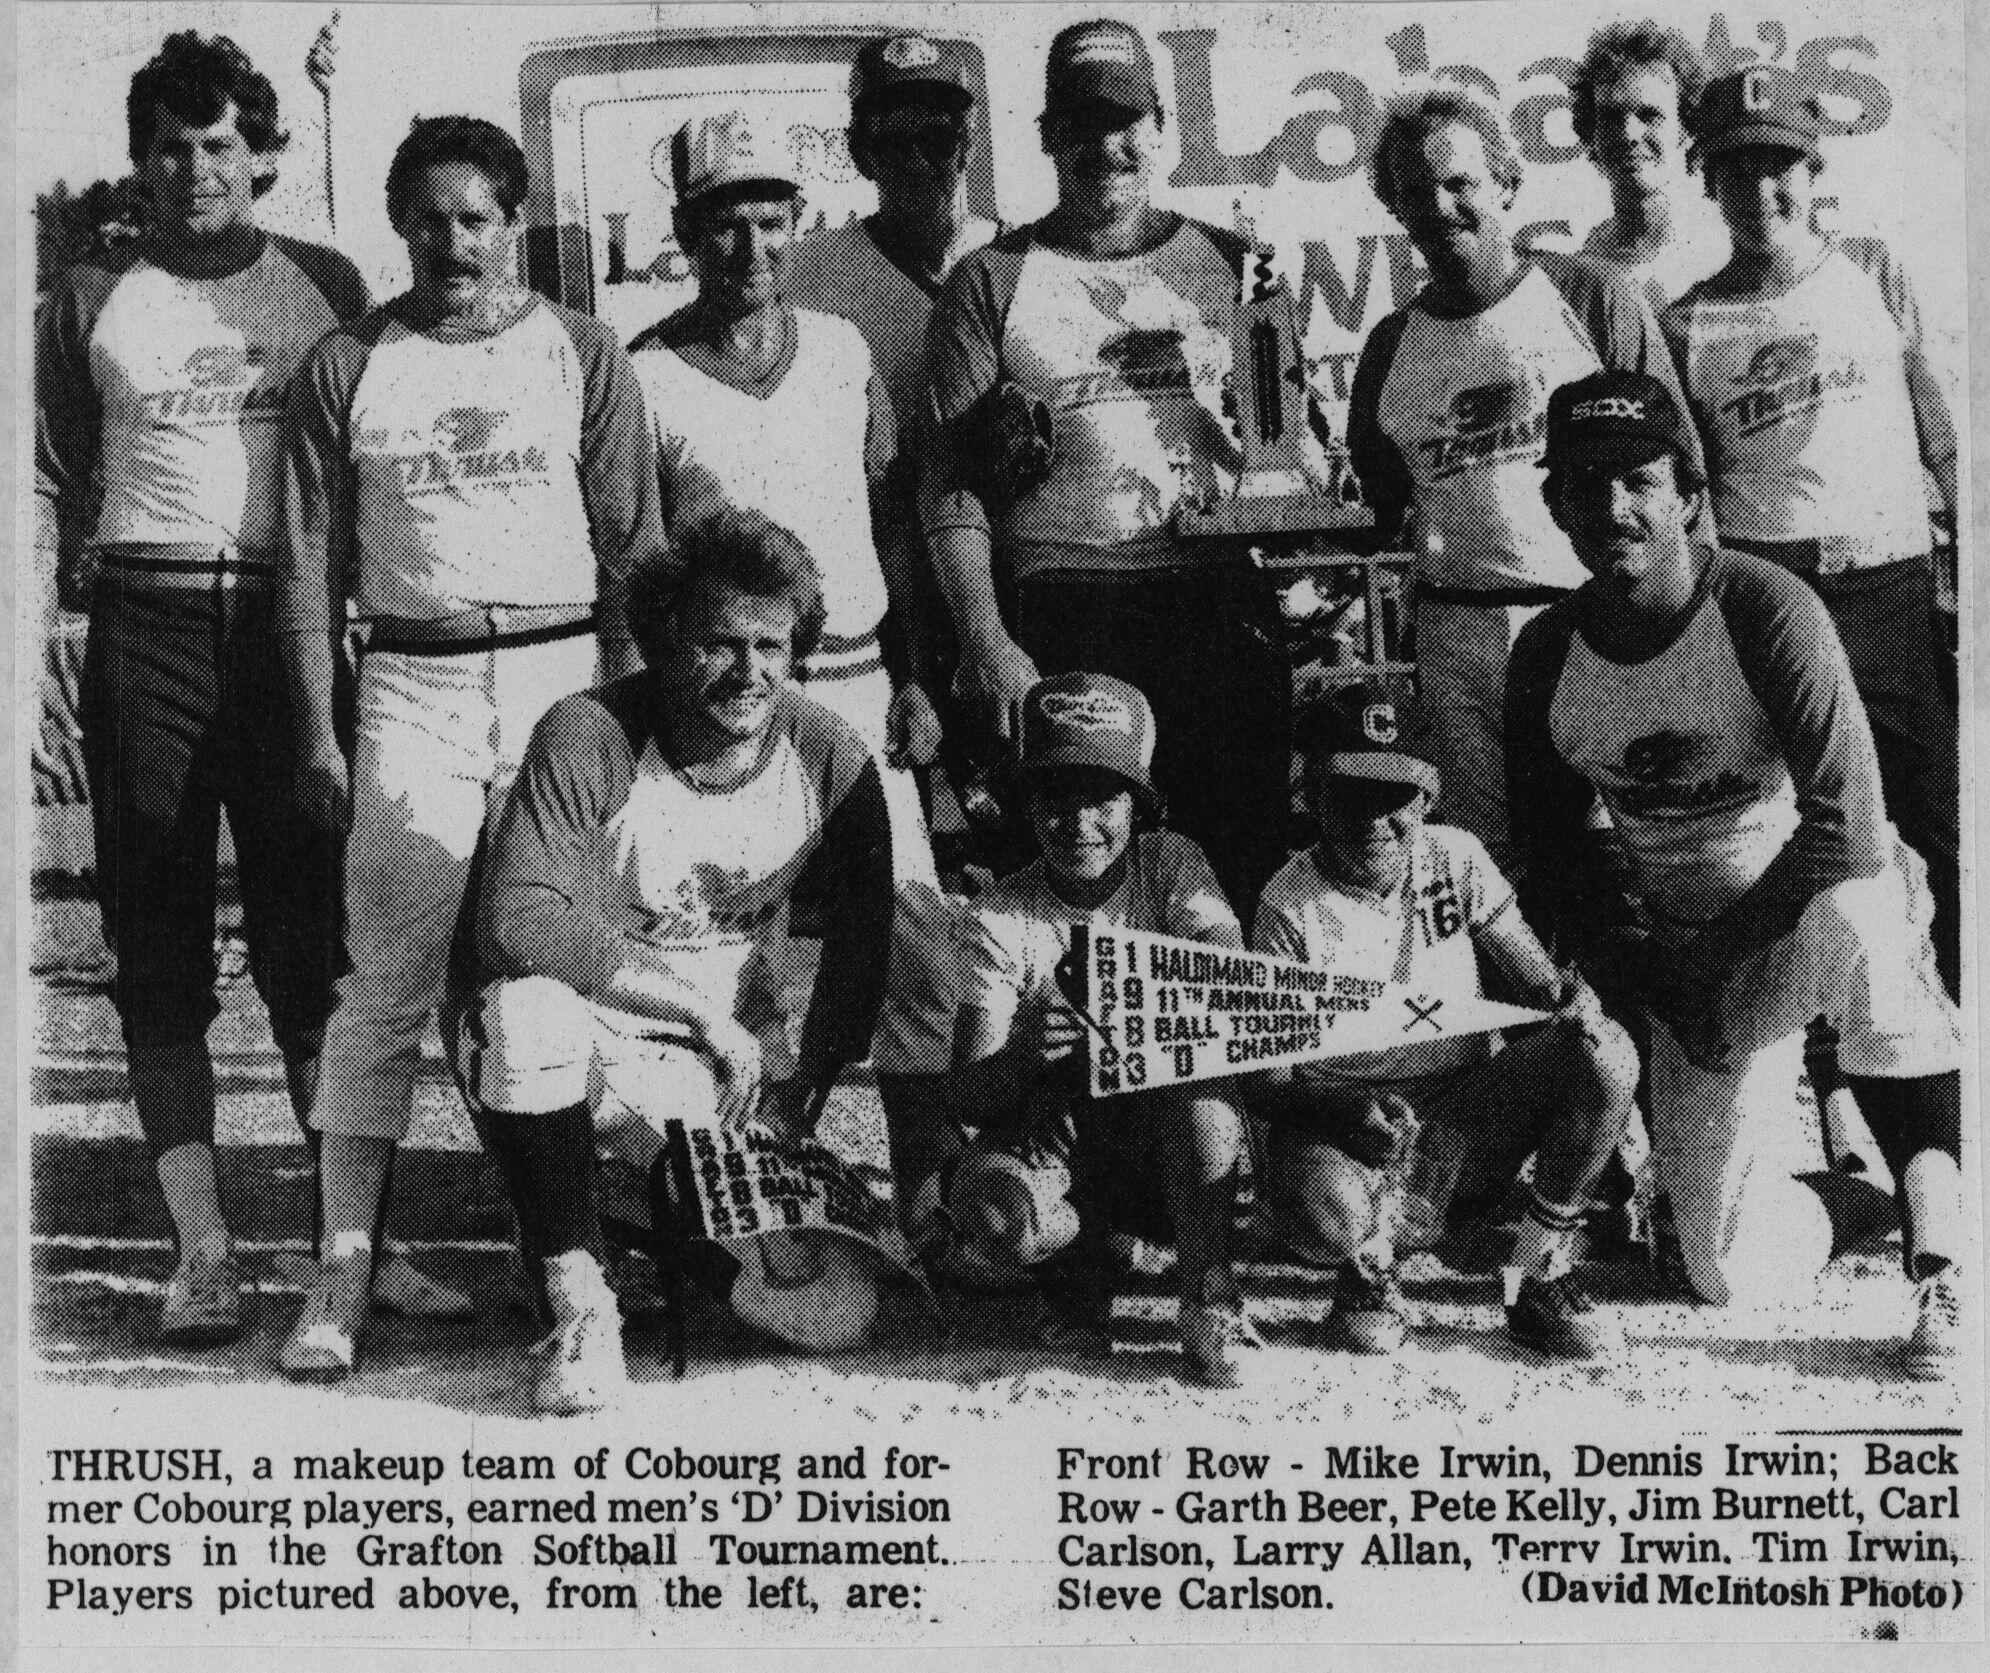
[634,308,889,642]
[1663,241,1932,566]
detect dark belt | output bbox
[95,543,276,590]
[365,606,596,657]
[1417,582,1570,607]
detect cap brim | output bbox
[1320,752,1440,793]
[1541,436,1678,472]
[1696,125,1819,161]
[1045,78,1157,117]
[679,177,802,209]
[867,77,974,108]
[1022,747,1160,809]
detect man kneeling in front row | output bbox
[1250,681,1639,1358]
[445,509,896,1412]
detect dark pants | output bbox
[1015,564,1292,923]
[81,585,346,1156]
[1730,548,1959,1000]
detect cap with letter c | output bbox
[1298,676,1439,794]
[851,33,975,114]
[1692,65,1825,166]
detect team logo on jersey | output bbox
[1618,729,1758,817]
[1421,379,1547,478]
[147,343,281,425]
[1038,690,1134,734]
[1721,333,1863,437]
[435,407,504,452]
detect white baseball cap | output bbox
[729,1228,883,1353]
[670,110,799,209]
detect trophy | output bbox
[1176,219,1412,686]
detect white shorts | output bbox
[793,666,963,1076]
[1650,838,1960,1308]
[454,975,724,1170]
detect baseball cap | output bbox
[1297,678,1439,794]
[944,1148,1081,1269]
[1542,370,1692,475]
[1044,19,1161,117]
[670,110,798,209]
[852,34,974,114]
[1018,672,1160,810]
[1693,66,1824,165]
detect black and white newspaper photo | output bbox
[11,0,1983,1663]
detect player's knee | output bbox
[1264,1131,1382,1266]
[459,976,593,1114]
[1174,1091,1245,1177]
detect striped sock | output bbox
[1504,1193,1588,1304]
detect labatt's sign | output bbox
[1066,926,1544,1098]
[585,12,1890,399]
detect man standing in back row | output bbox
[924,18,1330,924]
[34,32,460,1345]
[278,116,660,1379]
[786,33,1000,1227]
[1663,66,1960,999]
[1348,87,1697,879]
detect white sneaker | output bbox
[1902,1268,1959,1381]
[532,1252,629,1415]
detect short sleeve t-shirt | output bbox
[1253,825,1514,1083]
[969,830,1241,1045]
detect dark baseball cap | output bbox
[1693,66,1824,164]
[851,34,974,114]
[1542,370,1693,475]
[1045,20,1161,117]
[1298,679,1439,794]
[1019,672,1159,809]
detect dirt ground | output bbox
[26,894,1965,1430]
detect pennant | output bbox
[1059,926,1546,1097]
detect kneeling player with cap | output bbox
[942,674,1260,1386]
[1251,681,1638,1358]
[1508,371,1963,1376]
[446,509,895,1412]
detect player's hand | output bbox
[1022,1002,1086,1070]
[755,1079,812,1147]
[954,633,1041,743]
[702,1015,764,1130]
[1551,970,1607,1033]
[885,680,943,770]
[294,741,352,833]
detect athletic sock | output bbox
[155,1142,229,1261]
[1504,1193,1586,1305]
[1845,1073,1962,1275]
[480,1104,603,1262]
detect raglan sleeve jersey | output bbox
[36,236,368,578]
[922,218,1254,580]
[473,681,894,1101]
[1662,239,1954,566]
[968,830,1243,1049]
[279,297,658,638]
[1252,830,1511,1084]
[1347,251,1700,589]
[1507,553,1887,969]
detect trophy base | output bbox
[1176,496,1376,540]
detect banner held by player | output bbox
[1063,925,1546,1097]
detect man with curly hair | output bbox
[1571,21,1727,308]
[1347,87,1697,881]
[33,32,461,1345]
